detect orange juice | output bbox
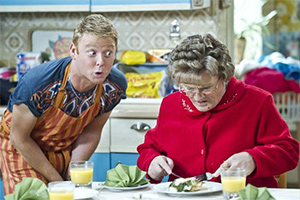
[49,191,74,200]
[221,176,246,193]
[70,168,93,184]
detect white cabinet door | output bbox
[95,120,110,153]
[110,118,157,153]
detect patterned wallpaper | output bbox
[0,9,231,67]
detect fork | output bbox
[195,172,214,182]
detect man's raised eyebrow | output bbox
[104,44,116,49]
[84,43,115,49]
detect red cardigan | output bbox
[137,77,299,188]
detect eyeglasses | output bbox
[181,80,220,95]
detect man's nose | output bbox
[96,54,105,66]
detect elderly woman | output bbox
[137,34,299,187]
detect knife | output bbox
[171,172,215,182]
[195,172,215,182]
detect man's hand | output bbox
[148,155,174,181]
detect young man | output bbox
[0,14,127,194]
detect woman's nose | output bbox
[194,89,206,97]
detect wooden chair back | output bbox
[276,173,287,188]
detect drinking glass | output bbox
[221,168,246,200]
[70,161,94,188]
[48,181,75,200]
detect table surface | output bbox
[83,182,300,200]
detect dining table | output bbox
[75,182,300,200]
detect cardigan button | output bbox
[200,149,205,155]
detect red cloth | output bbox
[244,67,300,94]
[137,77,299,188]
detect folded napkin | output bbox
[104,164,149,187]
[237,184,276,200]
[5,178,49,200]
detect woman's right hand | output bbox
[148,155,174,181]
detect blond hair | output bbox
[73,14,118,49]
[168,33,234,85]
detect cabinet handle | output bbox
[130,122,151,132]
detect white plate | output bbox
[153,181,222,196]
[98,182,151,191]
[74,188,98,199]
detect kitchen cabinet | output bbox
[0,0,210,13]
[91,118,110,181]
[109,117,155,180]
[108,98,170,182]
[94,118,110,153]
[91,0,211,12]
[110,153,139,167]
[0,179,3,200]
[110,118,157,153]
[89,153,111,182]
[0,0,90,12]
[108,98,160,174]
[90,98,163,182]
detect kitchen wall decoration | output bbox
[32,30,73,60]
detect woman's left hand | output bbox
[213,152,256,177]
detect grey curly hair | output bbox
[168,33,235,85]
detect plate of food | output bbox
[153,177,222,196]
[97,182,151,191]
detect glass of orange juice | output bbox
[48,181,75,200]
[221,168,246,200]
[70,161,94,188]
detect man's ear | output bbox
[70,43,77,58]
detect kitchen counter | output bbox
[0,97,160,121]
[111,98,162,119]
[0,98,162,119]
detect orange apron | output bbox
[0,64,103,194]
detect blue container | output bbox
[16,53,29,81]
